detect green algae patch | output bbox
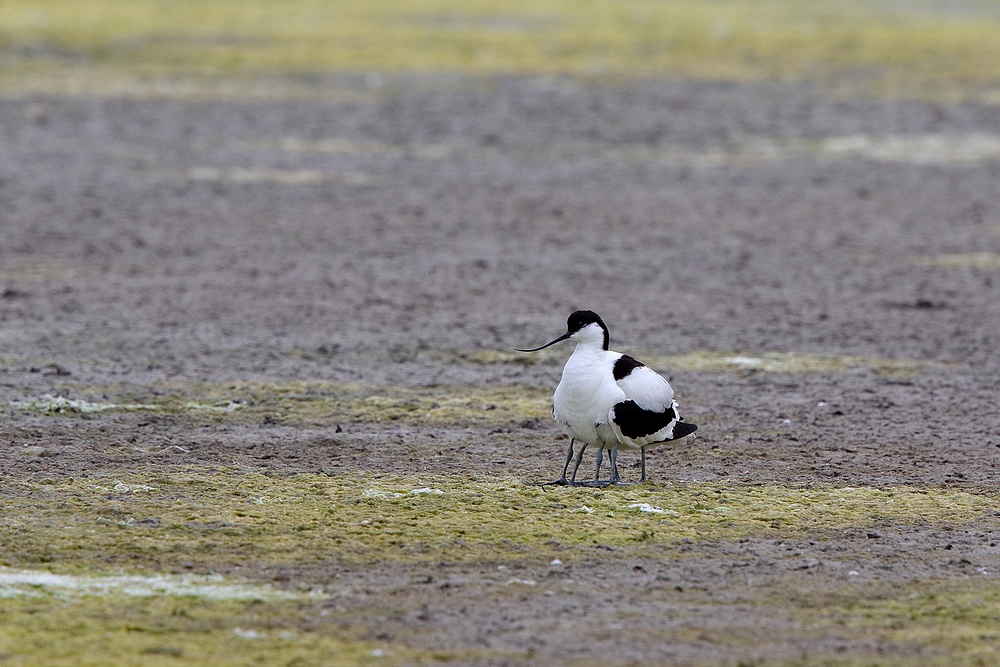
[14,380,552,426]
[818,133,1000,165]
[655,579,1000,667]
[432,347,566,367]
[461,347,934,376]
[186,165,375,186]
[914,252,1000,270]
[3,0,1000,101]
[781,581,1000,667]
[0,260,90,282]
[660,351,935,376]
[0,348,940,428]
[0,567,311,601]
[1,470,994,571]
[12,394,158,415]
[0,592,401,667]
[236,131,1000,169]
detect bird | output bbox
[516,310,697,486]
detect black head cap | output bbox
[567,310,609,350]
[515,310,610,353]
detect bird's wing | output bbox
[608,399,680,448]
[612,355,674,412]
[609,397,698,448]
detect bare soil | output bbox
[3,76,1000,664]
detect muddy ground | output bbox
[3,76,1000,664]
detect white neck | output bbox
[572,322,607,350]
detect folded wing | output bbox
[610,354,696,448]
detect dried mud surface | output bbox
[3,77,1000,664]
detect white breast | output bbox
[552,347,625,447]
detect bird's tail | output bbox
[668,421,698,441]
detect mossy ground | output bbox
[2,468,1000,665]
[1,349,992,665]
[2,0,1000,101]
[0,595,397,667]
[2,469,993,570]
[10,380,552,427]
[7,346,932,427]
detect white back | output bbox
[613,357,674,413]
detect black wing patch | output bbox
[612,355,645,381]
[670,422,698,441]
[612,399,676,439]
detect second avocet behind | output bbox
[517,310,697,486]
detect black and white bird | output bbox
[517,310,697,486]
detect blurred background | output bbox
[3,0,1000,388]
[4,3,1000,665]
[3,0,1000,100]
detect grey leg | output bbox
[593,445,604,484]
[608,445,621,485]
[543,438,575,486]
[569,442,588,485]
[640,446,647,483]
[560,438,575,480]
